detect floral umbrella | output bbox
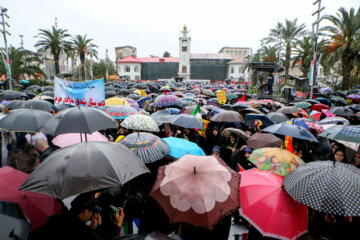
[248,147,305,176]
[103,106,138,120]
[120,114,160,132]
[150,155,240,229]
[105,97,130,107]
[154,94,182,108]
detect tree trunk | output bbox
[341,53,353,90]
[284,44,291,85]
[80,53,85,81]
[54,54,60,75]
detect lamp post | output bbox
[0,7,12,90]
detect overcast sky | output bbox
[3,0,360,61]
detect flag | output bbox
[285,136,295,153]
[192,104,202,119]
[240,94,246,101]
[2,55,11,78]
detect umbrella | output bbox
[304,99,320,105]
[127,93,141,100]
[221,128,250,141]
[328,107,355,117]
[41,106,116,136]
[137,96,151,107]
[347,94,360,102]
[121,114,160,132]
[210,110,244,122]
[315,97,331,106]
[151,110,174,124]
[284,161,360,216]
[330,96,347,105]
[305,122,324,134]
[226,93,238,100]
[23,99,55,113]
[42,86,54,92]
[309,110,326,121]
[244,114,276,129]
[319,116,350,125]
[320,87,333,93]
[0,109,52,132]
[123,97,140,108]
[202,89,215,97]
[239,168,308,240]
[105,90,117,98]
[103,105,138,120]
[276,107,301,114]
[105,97,130,107]
[0,90,26,100]
[349,104,360,112]
[231,102,249,110]
[294,102,311,109]
[263,122,319,142]
[310,103,330,111]
[247,133,285,149]
[248,147,305,176]
[39,91,54,98]
[150,155,240,229]
[319,125,360,143]
[179,105,208,115]
[4,100,25,110]
[23,90,36,98]
[20,142,149,200]
[170,114,203,129]
[26,85,41,92]
[52,131,108,148]
[162,137,205,159]
[120,132,169,164]
[266,112,289,123]
[56,104,74,112]
[0,167,61,230]
[286,119,309,129]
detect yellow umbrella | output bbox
[134,89,147,97]
[105,97,130,107]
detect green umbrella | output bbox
[226,93,238,100]
[294,102,312,109]
[202,89,215,97]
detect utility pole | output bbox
[310,0,325,99]
[0,7,12,90]
[19,34,24,48]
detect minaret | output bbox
[178,25,191,80]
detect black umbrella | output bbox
[39,91,54,98]
[20,142,150,199]
[26,85,41,92]
[170,114,204,129]
[244,114,276,128]
[127,94,141,100]
[266,112,289,123]
[23,99,55,113]
[105,90,117,98]
[0,109,52,132]
[284,161,360,216]
[4,100,25,110]
[120,132,170,164]
[56,104,74,112]
[41,106,116,136]
[263,122,319,142]
[0,90,26,100]
[22,90,36,98]
[105,86,116,92]
[330,96,347,106]
[304,99,320,105]
[42,86,54,92]
[328,107,355,117]
[276,106,301,114]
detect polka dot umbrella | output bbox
[284,161,360,216]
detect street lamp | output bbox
[0,6,12,90]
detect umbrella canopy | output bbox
[319,116,350,125]
[294,101,311,109]
[4,100,25,110]
[121,114,159,132]
[42,86,54,92]
[310,103,330,111]
[56,104,74,112]
[162,137,205,159]
[23,99,55,113]
[179,105,208,115]
[150,155,240,229]
[103,105,138,120]
[127,93,141,100]
[284,161,360,216]
[39,91,54,98]
[226,93,238,100]
[0,167,61,230]
[221,128,250,141]
[263,122,319,142]
[240,168,308,240]
[319,125,360,143]
[347,94,360,102]
[150,110,174,124]
[202,89,215,97]
[248,147,305,176]
[123,97,140,108]
[328,107,355,117]
[170,114,203,129]
[320,87,332,93]
[41,106,116,136]
[210,110,244,122]
[0,90,26,100]
[120,132,169,164]
[154,94,182,108]
[330,96,347,105]
[52,131,108,148]
[0,109,52,132]
[266,112,289,123]
[247,133,285,149]
[244,114,276,129]
[315,97,331,106]
[20,142,149,200]
[105,97,130,107]
[276,106,301,114]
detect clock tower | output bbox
[178,25,191,80]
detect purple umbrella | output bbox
[319,87,333,93]
[123,97,140,108]
[347,94,360,102]
[154,94,182,108]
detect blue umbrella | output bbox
[263,122,319,142]
[170,114,203,129]
[286,119,309,129]
[165,108,180,115]
[137,96,151,107]
[244,114,276,128]
[162,137,205,159]
[315,97,331,107]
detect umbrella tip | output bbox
[194,166,196,174]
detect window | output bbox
[231,67,234,74]
[239,67,242,73]
[118,66,121,72]
[125,65,130,72]
[135,75,140,80]
[182,47,187,52]
[134,66,139,72]
[182,66,187,73]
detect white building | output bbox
[178,25,191,80]
[115,56,142,80]
[115,46,137,62]
[219,47,251,58]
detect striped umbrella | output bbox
[120,132,169,164]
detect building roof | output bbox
[115,56,143,63]
[115,56,179,64]
[227,57,246,64]
[115,45,136,50]
[190,53,233,59]
[218,47,251,53]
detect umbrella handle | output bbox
[177,224,182,236]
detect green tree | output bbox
[34,26,72,75]
[72,34,98,80]
[321,7,360,90]
[93,59,116,81]
[0,47,45,80]
[163,51,171,57]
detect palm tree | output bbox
[93,59,116,81]
[0,47,45,80]
[262,45,278,62]
[321,7,360,90]
[34,26,72,75]
[72,35,98,80]
[291,36,317,78]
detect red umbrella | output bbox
[311,103,330,111]
[150,155,240,229]
[0,167,61,230]
[239,168,308,240]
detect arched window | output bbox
[182,66,187,73]
[125,65,131,72]
[134,66,139,72]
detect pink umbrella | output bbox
[322,109,336,117]
[52,131,108,148]
[240,168,308,240]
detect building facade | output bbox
[219,47,251,58]
[227,57,246,82]
[115,46,137,62]
[178,26,191,80]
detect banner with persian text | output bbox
[54,77,105,107]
